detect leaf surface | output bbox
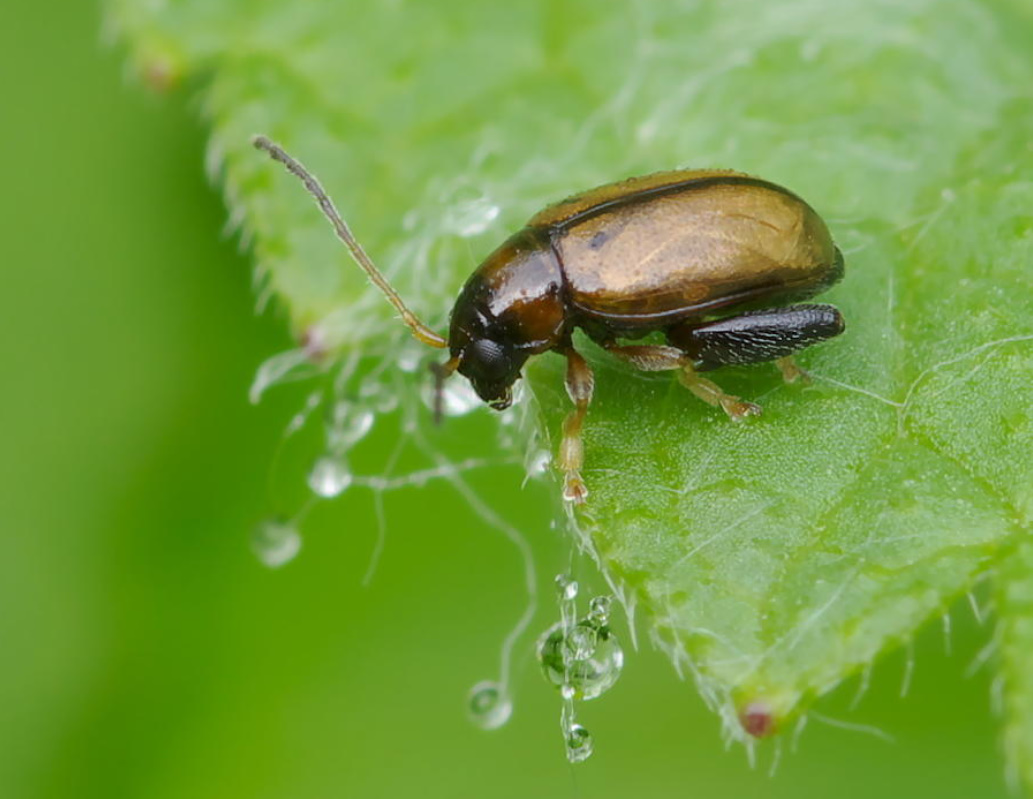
[109,0,1033,758]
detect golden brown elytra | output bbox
[254,138,845,503]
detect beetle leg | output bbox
[559,348,595,504]
[775,355,810,385]
[667,304,844,372]
[678,366,762,421]
[601,343,686,371]
[603,342,761,421]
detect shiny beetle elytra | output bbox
[254,137,845,503]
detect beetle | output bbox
[254,136,845,503]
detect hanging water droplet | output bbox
[373,393,399,414]
[467,680,513,730]
[588,595,612,624]
[564,723,594,763]
[555,574,579,601]
[251,518,301,568]
[327,401,375,450]
[565,625,599,660]
[359,381,399,414]
[308,455,353,498]
[537,618,624,701]
[285,391,325,436]
[422,377,482,417]
[398,345,423,373]
[524,448,552,479]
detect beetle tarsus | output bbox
[563,474,589,504]
[722,398,763,421]
[679,367,762,421]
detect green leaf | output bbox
[1001,537,1033,790]
[108,0,1033,772]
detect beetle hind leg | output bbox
[775,355,809,384]
[601,342,760,421]
[668,303,844,376]
[678,366,762,420]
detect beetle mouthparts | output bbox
[487,389,513,411]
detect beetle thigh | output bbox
[667,304,844,370]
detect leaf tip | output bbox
[738,700,778,739]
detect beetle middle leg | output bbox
[559,348,595,504]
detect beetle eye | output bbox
[470,338,509,378]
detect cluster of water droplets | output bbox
[248,345,376,567]
[307,399,374,499]
[246,314,560,570]
[536,574,624,763]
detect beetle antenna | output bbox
[429,357,460,425]
[253,135,448,349]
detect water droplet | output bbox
[359,381,399,414]
[285,391,325,436]
[565,625,598,660]
[251,518,301,568]
[327,402,374,450]
[538,619,624,701]
[398,346,423,373]
[308,456,353,498]
[422,378,482,417]
[588,596,612,624]
[467,681,513,730]
[555,574,579,601]
[444,195,500,237]
[524,449,552,478]
[565,723,594,763]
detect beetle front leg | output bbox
[559,348,595,504]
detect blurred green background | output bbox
[0,2,1013,798]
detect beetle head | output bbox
[451,330,528,411]
[443,229,566,412]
